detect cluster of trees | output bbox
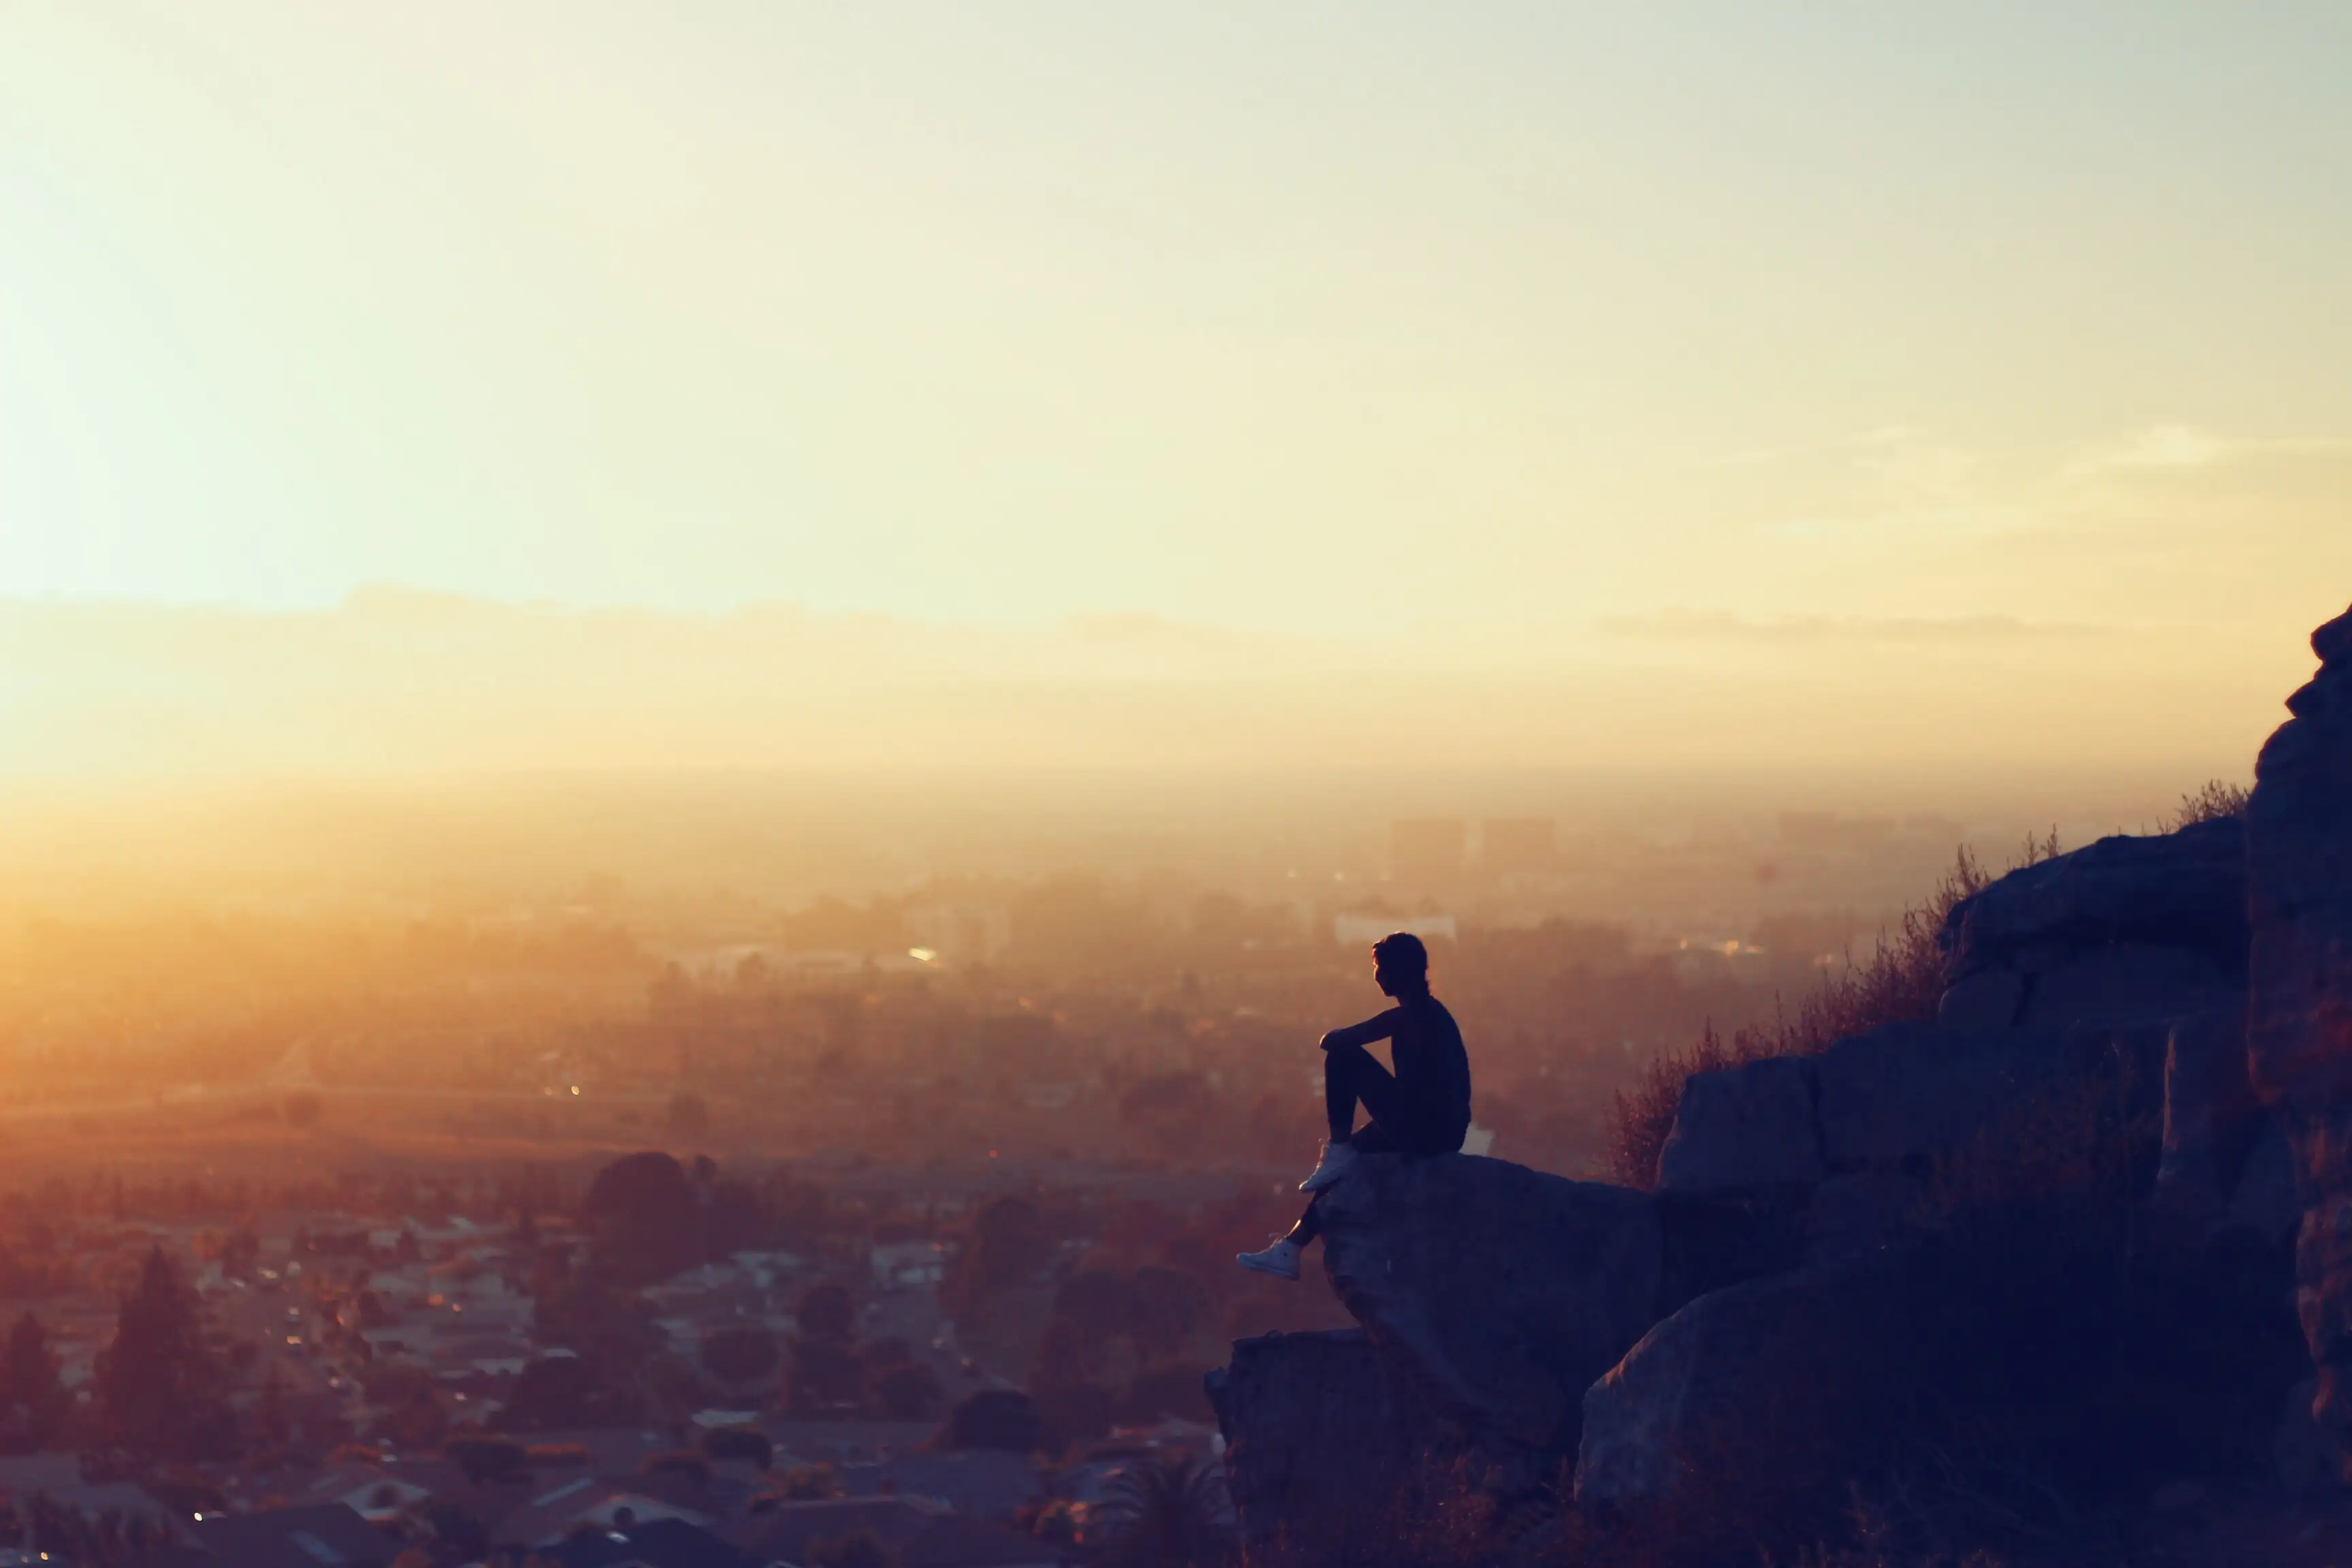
[583,1152,826,1286]
[1,1248,363,1468]
[941,1186,1352,1396]
[0,1248,256,1463]
[0,1311,68,1452]
[91,1248,236,1460]
[1026,1264,1215,1448]
[776,1284,943,1421]
[507,1152,947,1431]
[689,1284,944,1422]
[938,1197,1054,1336]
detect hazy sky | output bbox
[4,3,2349,658]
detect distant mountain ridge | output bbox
[0,585,2287,777]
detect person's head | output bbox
[1372,932,1431,998]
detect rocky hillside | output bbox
[1207,604,2352,1566]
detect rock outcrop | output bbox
[1205,1329,1435,1562]
[1316,1154,1663,1498]
[1207,1154,1774,1554]
[1656,1054,1820,1193]
[1215,619,2352,1561]
[1576,1254,1922,1520]
[1940,815,2250,1008]
[2249,602,2352,1471]
[1657,813,2274,1260]
[1596,806,2300,1533]
[1571,1215,2300,1543]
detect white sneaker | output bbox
[1298,1140,1360,1193]
[1237,1239,1303,1281]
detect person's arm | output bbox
[1318,1009,1401,1052]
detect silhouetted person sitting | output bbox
[1239,932,1473,1281]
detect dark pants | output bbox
[1289,1043,1464,1246]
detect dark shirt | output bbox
[1326,992,1473,1141]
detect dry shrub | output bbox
[1605,846,1999,1188]
[2170,778,2249,829]
[1601,1021,1749,1193]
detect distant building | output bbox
[907,904,1013,966]
[1390,819,1465,885]
[1480,817,1557,871]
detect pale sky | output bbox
[3,4,2349,677]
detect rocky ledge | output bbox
[1209,604,2351,1566]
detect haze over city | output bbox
[0,7,2347,1568]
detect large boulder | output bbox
[1815,1020,2062,1169]
[1941,817,2250,989]
[1934,819,2247,1047]
[2250,602,2352,1102]
[1575,1256,1920,1528]
[2230,1117,2300,1247]
[2248,603,2352,1468]
[1656,1055,1821,1194]
[1205,1329,1434,1563]
[1207,1158,1795,1561]
[2153,1009,2264,1227]
[1661,1017,2167,1198]
[1316,1154,1665,1497]
[1575,1222,2302,1551]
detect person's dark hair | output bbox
[1372,932,1429,985]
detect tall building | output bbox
[1480,817,1558,872]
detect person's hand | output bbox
[1317,1030,1341,1051]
